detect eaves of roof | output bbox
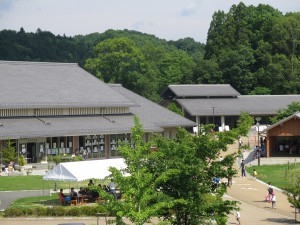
[262,111,300,133]
[176,95,300,116]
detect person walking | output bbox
[271,193,277,209]
[236,211,241,225]
[266,182,273,203]
[82,148,87,160]
[253,169,257,180]
[238,138,243,149]
[240,160,246,177]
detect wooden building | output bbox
[263,112,300,157]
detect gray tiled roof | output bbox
[177,95,300,116]
[0,115,163,139]
[0,82,197,139]
[109,84,196,128]
[166,84,240,97]
[0,61,138,109]
[0,61,195,139]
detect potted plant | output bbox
[18,155,26,172]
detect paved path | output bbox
[224,135,299,225]
[0,190,50,210]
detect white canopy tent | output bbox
[43,158,127,182]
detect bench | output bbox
[71,200,77,206]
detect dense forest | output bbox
[0,2,300,102]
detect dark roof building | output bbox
[0,61,195,163]
[160,84,300,131]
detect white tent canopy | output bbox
[43,158,127,182]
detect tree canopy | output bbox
[107,113,252,225]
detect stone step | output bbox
[30,162,55,170]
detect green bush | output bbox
[4,207,24,217]
[66,206,81,216]
[4,205,109,217]
[35,206,48,217]
[49,206,66,217]
[21,206,34,216]
[47,154,84,164]
[19,155,26,166]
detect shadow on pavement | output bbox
[264,217,298,224]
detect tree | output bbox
[157,50,195,93]
[194,59,223,84]
[108,117,168,225]
[84,37,160,101]
[2,139,16,165]
[169,37,205,63]
[218,45,255,94]
[249,87,271,95]
[108,113,252,225]
[151,112,252,225]
[167,102,184,116]
[284,176,300,223]
[270,102,300,123]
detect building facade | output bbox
[263,112,300,157]
[0,61,195,164]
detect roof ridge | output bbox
[169,84,230,86]
[0,60,78,67]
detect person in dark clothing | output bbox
[69,187,78,200]
[240,160,246,177]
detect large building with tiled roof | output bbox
[160,84,300,131]
[0,61,195,164]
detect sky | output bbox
[0,0,299,43]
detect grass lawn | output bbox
[246,162,300,190]
[10,194,59,207]
[0,175,108,191]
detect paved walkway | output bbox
[224,135,299,225]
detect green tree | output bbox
[218,45,255,94]
[151,112,252,225]
[108,113,252,225]
[2,139,16,165]
[158,50,195,92]
[270,102,300,123]
[194,58,223,84]
[169,37,205,63]
[84,37,159,101]
[167,102,184,116]
[284,176,300,223]
[108,117,168,225]
[249,87,271,95]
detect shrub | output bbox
[4,205,109,217]
[4,207,24,217]
[19,155,26,166]
[49,206,66,217]
[35,206,48,217]
[67,206,81,216]
[21,206,33,216]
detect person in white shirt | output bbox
[236,211,241,225]
[271,193,277,209]
[108,178,117,200]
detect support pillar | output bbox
[221,116,225,130]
